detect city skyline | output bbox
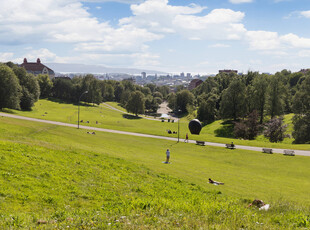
[0,0,310,74]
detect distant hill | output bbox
[46,63,167,75]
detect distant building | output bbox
[20,58,55,77]
[299,69,310,74]
[141,72,146,78]
[219,69,238,74]
[188,79,203,91]
[180,72,185,78]
[186,73,191,78]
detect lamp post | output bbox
[177,109,181,142]
[78,91,88,129]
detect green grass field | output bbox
[4,99,310,151]
[0,116,310,228]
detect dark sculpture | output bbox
[188,119,202,135]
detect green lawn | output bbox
[0,116,310,228]
[4,99,310,151]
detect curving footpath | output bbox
[1,112,309,157]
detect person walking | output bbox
[165,149,170,163]
[184,133,189,143]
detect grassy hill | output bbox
[4,99,310,150]
[0,116,310,228]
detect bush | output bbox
[234,110,260,140]
[264,117,288,142]
[292,114,310,144]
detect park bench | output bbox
[283,150,295,156]
[196,141,205,146]
[225,144,235,149]
[262,148,273,154]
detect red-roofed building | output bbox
[188,79,203,91]
[20,58,55,77]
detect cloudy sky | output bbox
[0,0,310,74]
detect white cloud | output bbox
[298,50,310,57]
[229,0,253,4]
[246,31,281,50]
[209,43,230,48]
[300,10,310,18]
[0,52,14,61]
[280,33,310,48]
[121,1,246,41]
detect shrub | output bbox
[264,117,288,142]
[234,110,260,140]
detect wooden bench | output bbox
[262,148,273,154]
[226,144,235,149]
[196,141,205,146]
[284,150,295,156]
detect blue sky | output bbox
[0,0,310,74]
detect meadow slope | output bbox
[0,116,310,228]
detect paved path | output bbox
[1,112,309,157]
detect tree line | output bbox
[1,61,310,143]
[191,70,310,144]
[0,62,169,116]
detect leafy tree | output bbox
[264,117,288,142]
[126,91,145,116]
[176,90,195,113]
[52,77,75,101]
[145,83,156,93]
[292,114,310,144]
[12,66,40,110]
[291,76,310,144]
[250,75,268,123]
[120,90,131,107]
[266,74,285,118]
[197,93,218,122]
[167,93,177,111]
[220,79,246,121]
[37,74,53,98]
[141,86,152,96]
[104,84,115,101]
[145,95,159,113]
[292,76,310,114]
[153,91,163,99]
[114,83,124,102]
[0,64,21,109]
[157,85,170,99]
[234,110,260,140]
[194,77,218,96]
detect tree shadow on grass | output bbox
[214,120,235,138]
[47,97,96,107]
[122,114,142,120]
[0,108,16,114]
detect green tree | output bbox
[37,74,53,98]
[153,91,163,99]
[120,90,131,107]
[264,117,288,143]
[13,66,40,110]
[52,77,75,101]
[157,85,170,99]
[292,76,310,114]
[234,110,260,140]
[114,83,124,102]
[126,91,145,116]
[266,75,285,118]
[197,93,218,122]
[291,76,310,143]
[250,75,268,123]
[167,93,177,111]
[176,90,195,113]
[220,79,246,121]
[292,114,310,144]
[0,64,21,109]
